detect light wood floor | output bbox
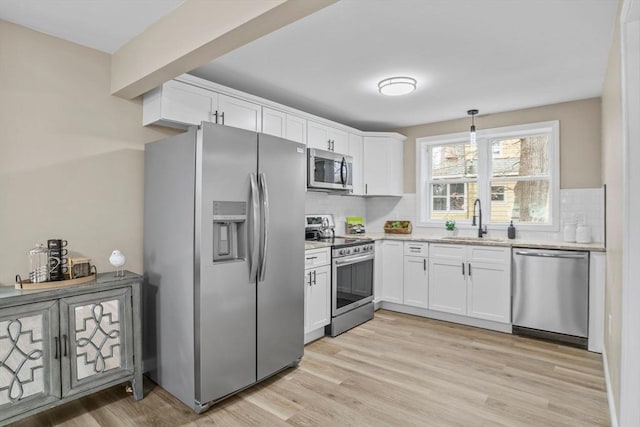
[11,310,609,426]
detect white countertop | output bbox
[305,233,605,252]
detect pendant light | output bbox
[467,109,478,147]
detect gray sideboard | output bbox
[0,272,143,426]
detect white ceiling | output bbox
[0,0,617,131]
[0,0,184,53]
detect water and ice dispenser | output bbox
[212,201,246,262]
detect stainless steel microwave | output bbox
[307,148,353,192]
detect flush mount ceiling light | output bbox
[378,77,417,96]
[467,109,479,146]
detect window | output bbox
[417,121,559,230]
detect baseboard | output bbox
[603,347,619,427]
[304,327,326,345]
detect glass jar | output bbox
[28,243,50,283]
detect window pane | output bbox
[490,180,550,223]
[433,197,447,211]
[491,185,505,201]
[433,183,447,196]
[431,143,478,179]
[431,182,477,220]
[492,136,549,178]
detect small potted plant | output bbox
[445,219,457,236]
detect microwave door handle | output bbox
[340,157,346,186]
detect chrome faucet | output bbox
[472,198,488,238]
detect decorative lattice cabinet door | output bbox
[60,288,133,397]
[0,300,60,422]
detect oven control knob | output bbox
[354,247,360,253]
[339,249,345,255]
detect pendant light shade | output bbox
[378,77,417,96]
[467,109,478,147]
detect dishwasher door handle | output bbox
[514,251,587,260]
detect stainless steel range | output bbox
[305,215,375,337]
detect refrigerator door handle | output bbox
[258,172,270,282]
[249,173,260,282]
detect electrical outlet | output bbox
[608,314,612,336]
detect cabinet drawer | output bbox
[429,243,466,260]
[305,248,330,268]
[404,241,428,257]
[468,245,509,264]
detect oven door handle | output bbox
[334,254,374,266]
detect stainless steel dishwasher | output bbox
[512,248,589,347]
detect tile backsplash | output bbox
[305,188,605,243]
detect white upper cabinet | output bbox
[262,108,307,144]
[262,107,286,137]
[348,133,364,195]
[143,79,261,132]
[217,93,262,132]
[285,114,307,144]
[307,120,348,153]
[363,134,404,196]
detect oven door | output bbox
[332,252,374,317]
[308,148,353,191]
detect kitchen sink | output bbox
[440,236,507,243]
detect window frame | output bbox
[416,120,560,231]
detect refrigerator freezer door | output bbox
[256,134,305,380]
[197,122,257,403]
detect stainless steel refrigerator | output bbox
[143,122,305,413]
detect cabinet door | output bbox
[328,127,348,154]
[382,241,404,303]
[363,137,389,195]
[0,301,60,423]
[304,265,331,333]
[307,121,330,150]
[348,133,364,195]
[404,256,428,308]
[467,261,511,323]
[60,288,133,398]
[286,114,307,144]
[218,94,262,132]
[162,80,215,126]
[429,258,467,315]
[262,107,286,137]
[388,138,404,196]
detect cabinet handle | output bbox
[365,184,368,194]
[220,112,225,125]
[307,271,312,286]
[410,246,421,251]
[312,270,317,285]
[468,263,472,277]
[461,262,465,276]
[63,334,68,357]
[306,256,318,261]
[423,259,426,271]
[54,336,59,359]
[213,110,218,123]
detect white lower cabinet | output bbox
[403,256,428,308]
[304,248,331,343]
[381,240,404,303]
[429,243,511,323]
